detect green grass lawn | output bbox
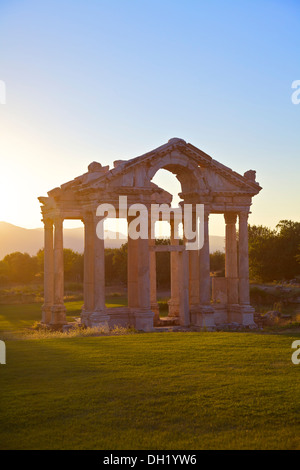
[0,302,300,450]
[0,296,128,332]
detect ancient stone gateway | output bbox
[38,138,262,331]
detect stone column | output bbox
[178,249,190,326]
[199,210,211,305]
[82,213,95,326]
[137,237,151,309]
[149,227,159,324]
[224,212,239,305]
[238,211,255,326]
[239,212,250,305]
[196,209,215,329]
[42,218,54,324]
[128,216,153,331]
[189,210,200,307]
[91,215,109,328]
[51,217,66,325]
[168,218,180,317]
[127,218,139,311]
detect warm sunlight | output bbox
[1,0,299,456]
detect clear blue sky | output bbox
[0,0,299,235]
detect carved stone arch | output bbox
[145,152,207,195]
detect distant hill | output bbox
[209,235,225,253]
[0,222,127,258]
[0,222,225,259]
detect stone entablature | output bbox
[38,138,262,331]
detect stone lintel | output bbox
[149,245,184,252]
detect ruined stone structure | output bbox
[38,138,262,331]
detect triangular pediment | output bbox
[42,138,262,219]
[71,137,261,195]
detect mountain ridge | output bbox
[0,221,225,258]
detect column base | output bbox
[228,304,256,327]
[89,310,110,330]
[212,303,228,325]
[190,305,216,330]
[167,299,180,317]
[41,303,52,324]
[50,304,67,326]
[151,302,160,325]
[133,309,154,332]
[80,308,91,327]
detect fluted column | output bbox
[127,217,139,310]
[94,218,105,313]
[236,211,255,326]
[137,237,151,310]
[127,216,153,331]
[224,212,239,305]
[149,225,159,324]
[42,218,54,324]
[51,216,66,325]
[189,210,200,307]
[192,208,215,329]
[239,211,250,305]
[168,218,180,317]
[91,214,109,328]
[82,213,95,325]
[178,249,190,326]
[199,210,211,305]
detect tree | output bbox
[248,221,300,282]
[275,220,300,279]
[63,249,83,282]
[0,252,38,283]
[296,245,300,265]
[105,244,128,285]
[112,243,127,284]
[210,250,225,275]
[248,225,278,281]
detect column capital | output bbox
[239,211,250,223]
[224,212,238,225]
[43,217,53,228]
[82,211,95,225]
[53,215,64,226]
